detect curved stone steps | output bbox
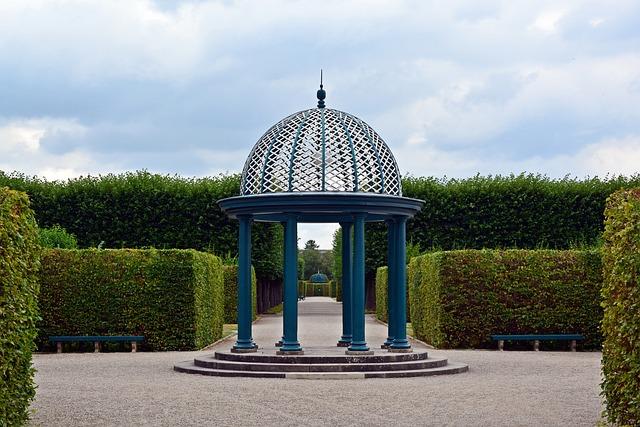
[174,360,469,379]
[193,356,449,372]
[213,349,429,364]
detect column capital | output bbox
[353,212,367,220]
[391,215,408,224]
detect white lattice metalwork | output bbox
[241,108,402,196]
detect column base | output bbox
[277,350,304,356]
[337,336,352,347]
[382,336,394,348]
[387,347,413,353]
[380,344,389,349]
[347,342,370,353]
[345,350,374,356]
[231,347,258,353]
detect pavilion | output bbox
[219,81,424,355]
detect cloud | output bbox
[529,9,567,34]
[0,0,639,189]
[394,134,640,179]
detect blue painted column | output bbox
[390,216,411,351]
[383,219,396,348]
[232,215,256,352]
[347,213,370,353]
[337,222,352,347]
[279,214,303,354]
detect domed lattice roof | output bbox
[240,87,402,196]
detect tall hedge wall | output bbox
[0,188,41,426]
[408,249,602,349]
[601,189,640,425]
[222,265,257,324]
[38,249,224,351]
[0,171,284,283]
[359,174,640,278]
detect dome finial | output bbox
[317,69,326,108]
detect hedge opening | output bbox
[222,264,257,324]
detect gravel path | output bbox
[30,297,603,426]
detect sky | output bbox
[1,0,639,248]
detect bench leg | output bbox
[498,340,504,351]
[94,341,101,353]
[533,340,540,351]
[570,340,576,352]
[56,342,62,354]
[131,341,137,353]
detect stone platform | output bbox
[174,346,468,379]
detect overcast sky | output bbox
[1,0,639,248]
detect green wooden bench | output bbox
[49,335,144,353]
[490,334,585,351]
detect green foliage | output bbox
[601,189,640,425]
[0,188,41,426]
[222,265,257,324]
[0,170,283,282]
[408,249,603,349]
[38,249,224,351]
[38,225,77,249]
[375,267,388,322]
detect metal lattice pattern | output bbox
[241,108,402,196]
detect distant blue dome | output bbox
[310,272,329,283]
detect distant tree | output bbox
[301,239,321,279]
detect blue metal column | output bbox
[232,215,256,352]
[383,219,396,348]
[279,214,303,354]
[275,222,285,347]
[337,222,353,347]
[390,216,411,352]
[347,213,371,353]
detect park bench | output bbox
[49,335,144,353]
[490,334,584,351]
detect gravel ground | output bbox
[30,297,603,426]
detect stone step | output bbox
[214,349,429,364]
[173,361,469,379]
[194,356,448,372]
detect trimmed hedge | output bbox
[0,188,41,426]
[601,189,640,425]
[0,171,284,284]
[38,249,223,351]
[375,266,411,324]
[375,267,388,322]
[359,174,640,278]
[222,265,257,324]
[408,249,602,349]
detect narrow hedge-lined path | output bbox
[31,297,603,426]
